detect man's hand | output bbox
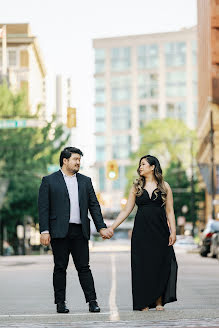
[40,233,51,246]
[99,228,114,239]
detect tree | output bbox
[0,83,69,254]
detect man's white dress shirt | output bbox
[61,170,81,224]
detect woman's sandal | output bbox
[141,307,149,311]
[156,305,164,311]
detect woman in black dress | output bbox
[109,155,177,311]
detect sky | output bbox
[1,0,197,165]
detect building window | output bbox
[111,75,131,101]
[96,136,105,162]
[111,47,131,71]
[112,106,131,130]
[137,44,159,69]
[193,70,197,97]
[113,166,127,190]
[138,73,158,99]
[95,48,105,73]
[8,50,17,66]
[166,71,186,97]
[99,167,105,192]
[139,104,159,127]
[166,102,186,121]
[192,40,197,66]
[95,107,105,133]
[95,78,105,103]
[112,135,131,159]
[165,42,186,67]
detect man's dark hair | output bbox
[59,147,83,167]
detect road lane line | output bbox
[0,312,110,318]
[109,253,120,321]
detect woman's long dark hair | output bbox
[133,155,167,205]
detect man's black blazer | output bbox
[38,170,107,239]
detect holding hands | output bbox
[99,227,114,239]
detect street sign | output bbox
[0,119,47,129]
[0,119,27,128]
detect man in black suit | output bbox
[38,147,113,313]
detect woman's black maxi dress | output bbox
[131,188,178,310]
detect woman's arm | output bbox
[164,182,176,246]
[110,186,136,231]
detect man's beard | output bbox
[67,166,80,174]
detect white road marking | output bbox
[0,312,110,318]
[109,253,120,321]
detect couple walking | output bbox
[38,147,177,313]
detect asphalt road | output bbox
[1,244,219,327]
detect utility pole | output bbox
[210,110,215,220]
[190,139,196,236]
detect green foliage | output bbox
[0,81,32,118]
[0,83,69,249]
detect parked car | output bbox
[209,232,219,258]
[199,220,219,257]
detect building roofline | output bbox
[93,25,197,44]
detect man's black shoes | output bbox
[57,302,69,313]
[89,300,100,312]
[56,300,100,313]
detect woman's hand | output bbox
[168,233,176,246]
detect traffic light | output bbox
[67,107,76,128]
[106,160,119,180]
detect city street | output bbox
[1,245,219,327]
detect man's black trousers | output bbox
[51,223,96,304]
